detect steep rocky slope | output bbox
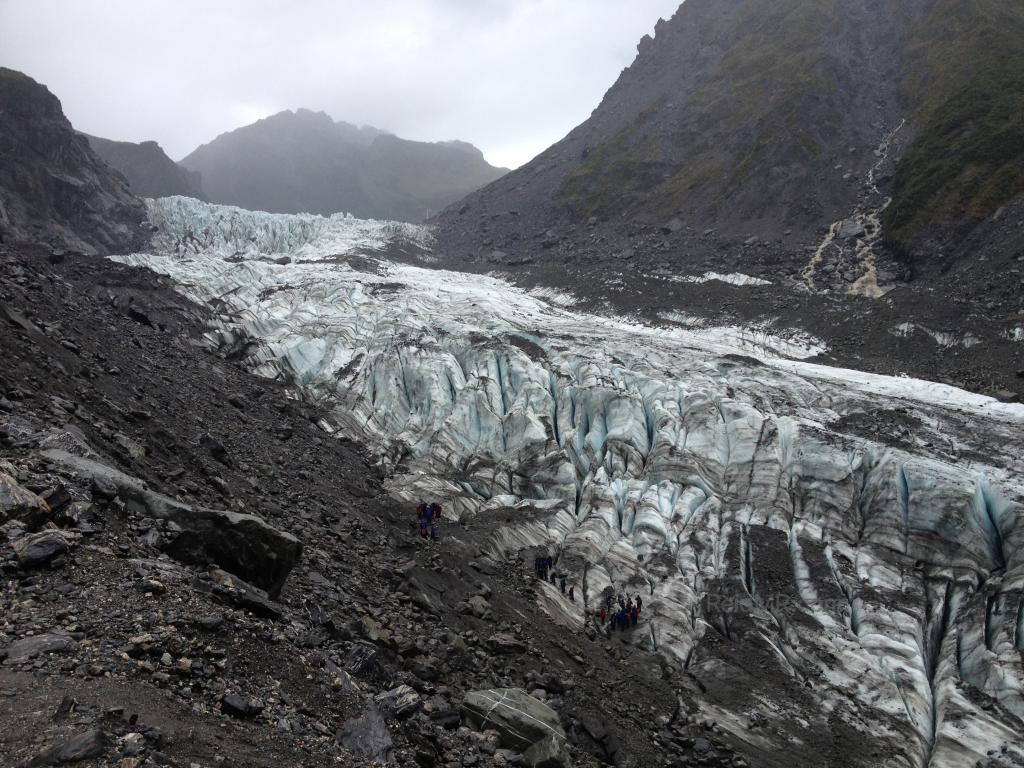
[83,133,205,200]
[0,68,148,255]
[882,0,1024,267]
[431,0,1024,396]
[436,0,1023,264]
[180,109,507,222]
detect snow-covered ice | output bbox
[115,198,1024,768]
[672,271,772,287]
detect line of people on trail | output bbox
[414,501,442,540]
[534,556,575,602]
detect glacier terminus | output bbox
[116,197,1024,768]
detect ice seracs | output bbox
[115,197,1024,768]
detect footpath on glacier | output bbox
[105,197,1024,768]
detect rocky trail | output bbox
[0,244,742,768]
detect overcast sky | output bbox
[0,0,681,169]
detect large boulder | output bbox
[3,632,76,663]
[220,692,264,719]
[13,529,76,568]
[155,498,301,599]
[461,688,566,751]
[26,728,107,766]
[337,704,393,764]
[0,470,51,528]
[487,632,526,654]
[41,450,301,596]
[524,734,573,768]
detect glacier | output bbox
[115,197,1024,768]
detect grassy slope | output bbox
[557,0,1024,245]
[883,0,1024,247]
[558,0,840,218]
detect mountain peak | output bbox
[179,111,505,221]
[83,133,206,201]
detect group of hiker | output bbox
[597,591,643,632]
[414,501,442,540]
[534,556,575,602]
[534,556,645,635]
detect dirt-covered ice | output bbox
[116,198,1024,768]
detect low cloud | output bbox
[0,0,681,168]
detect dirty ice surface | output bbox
[116,198,1024,768]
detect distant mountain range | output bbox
[83,134,205,201]
[178,109,507,222]
[0,65,506,253]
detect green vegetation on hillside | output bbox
[558,0,840,218]
[884,0,1024,248]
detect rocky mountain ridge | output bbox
[180,108,507,222]
[83,134,205,201]
[0,68,148,255]
[436,0,1024,267]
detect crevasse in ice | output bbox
[116,198,1024,768]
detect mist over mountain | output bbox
[180,109,507,222]
[83,133,205,201]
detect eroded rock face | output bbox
[0,68,147,254]
[113,199,1024,767]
